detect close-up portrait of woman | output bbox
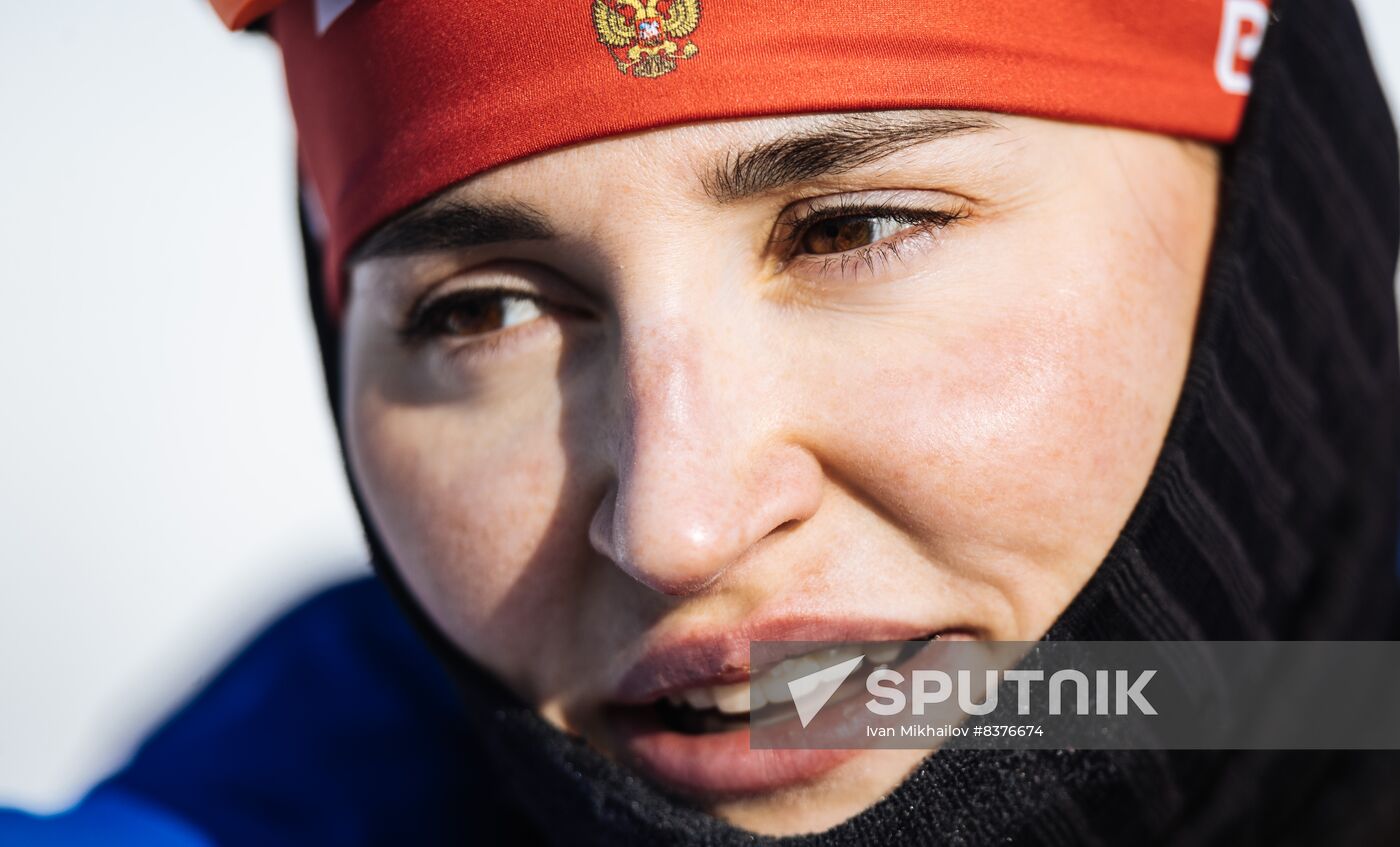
[3,0,1400,844]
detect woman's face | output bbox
[341,111,1217,835]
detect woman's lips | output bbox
[612,615,950,705]
[607,704,861,796]
[602,616,963,797]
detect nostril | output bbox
[769,518,802,536]
[587,481,621,562]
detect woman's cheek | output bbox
[348,390,585,692]
[806,271,1172,618]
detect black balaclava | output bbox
[300,0,1400,842]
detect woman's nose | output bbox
[587,323,823,596]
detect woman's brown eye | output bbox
[416,292,543,339]
[798,215,908,255]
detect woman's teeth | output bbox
[668,680,756,714]
[683,686,715,709]
[868,643,902,664]
[715,681,756,713]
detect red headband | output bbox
[215,0,1271,317]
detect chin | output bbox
[702,748,934,836]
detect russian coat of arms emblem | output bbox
[592,0,702,79]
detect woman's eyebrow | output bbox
[350,199,554,263]
[701,112,999,203]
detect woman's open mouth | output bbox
[602,620,966,797]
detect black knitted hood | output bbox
[299,0,1400,842]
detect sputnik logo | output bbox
[788,655,865,728]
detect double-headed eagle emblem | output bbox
[592,0,702,79]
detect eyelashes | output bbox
[398,286,547,345]
[773,197,969,279]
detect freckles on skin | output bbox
[790,309,1124,639]
[784,133,1212,640]
[344,357,593,700]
